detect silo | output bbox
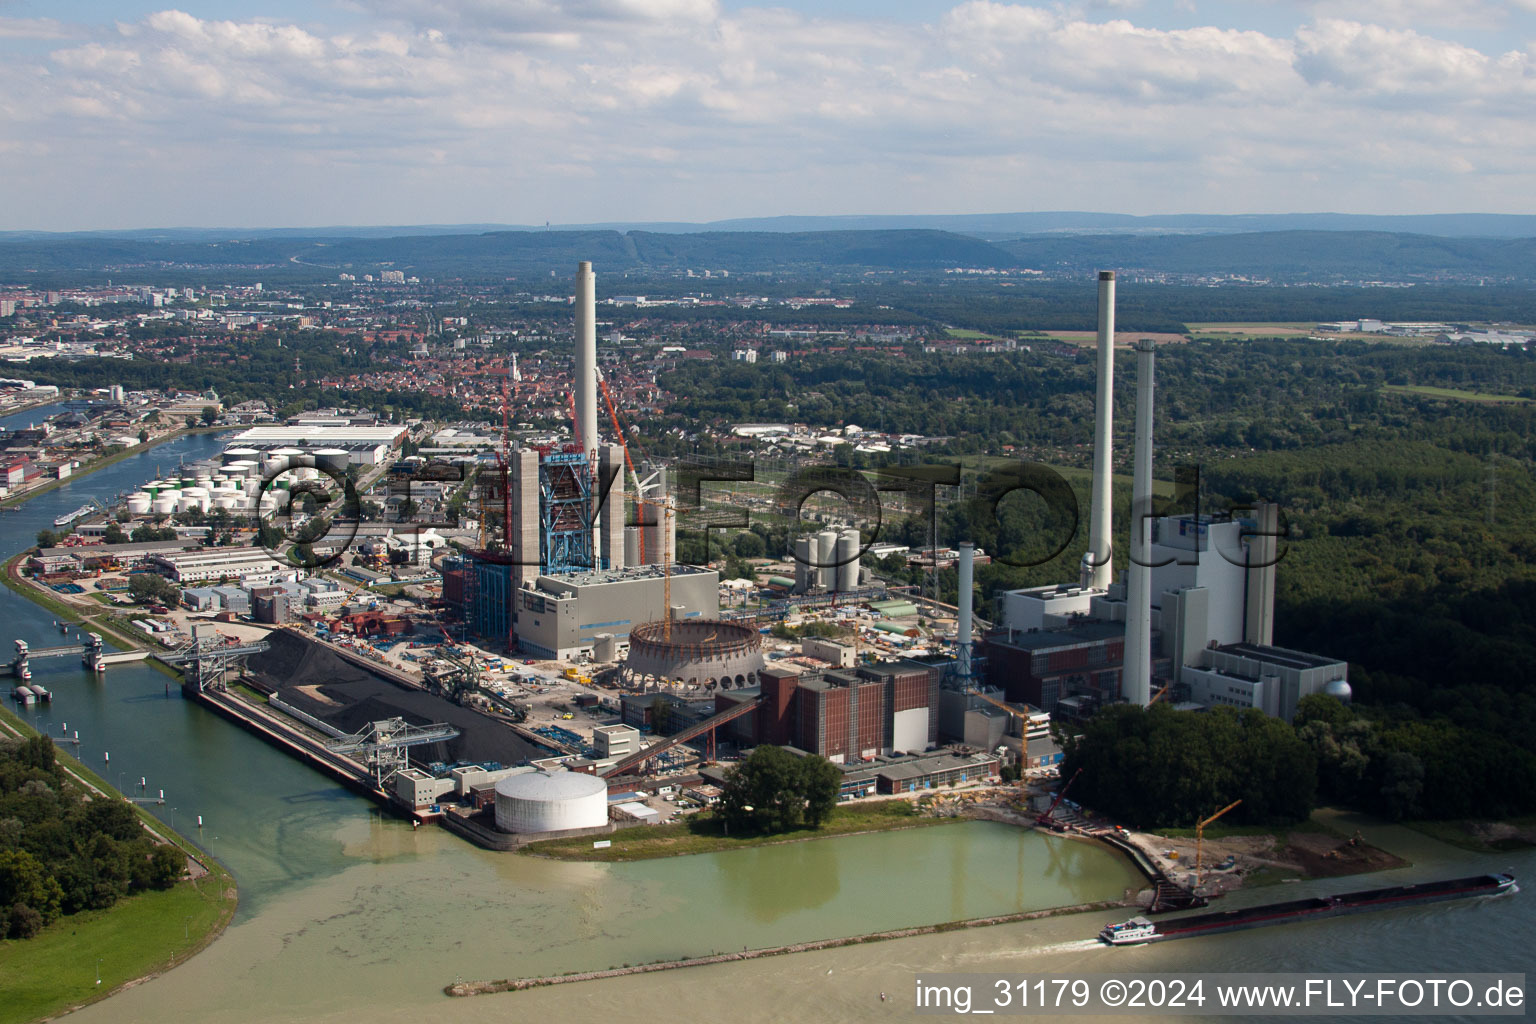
[624,526,640,566]
[794,536,814,593]
[593,634,619,662]
[816,529,838,590]
[836,529,860,593]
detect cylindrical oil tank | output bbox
[152,496,177,515]
[593,633,618,662]
[127,493,152,515]
[223,447,261,465]
[836,529,860,592]
[816,529,838,589]
[493,771,608,834]
[312,448,349,475]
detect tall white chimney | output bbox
[1122,338,1156,706]
[575,261,599,454]
[1084,271,1116,590]
[957,541,975,683]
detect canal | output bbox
[2,431,1529,1024]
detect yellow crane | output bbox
[1195,799,1243,880]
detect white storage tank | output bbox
[127,493,152,515]
[493,770,608,834]
[816,528,838,589]
[223,447,261,465]
[152,496,177,515]
[312,448,350,475]
[836,529,860,593]
[593,633,618,662]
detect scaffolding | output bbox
[540,450,596,574]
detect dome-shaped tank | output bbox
[493,770,608,834]
[1323,679,1352,703]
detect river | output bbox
[2,431,1529,1024]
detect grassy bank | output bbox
[522,799,963,862]
[0,707,239,1024]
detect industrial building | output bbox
[148,546,286,583]
[716,659,940,763]
[1180,642,1349,722]
[517,564,720,660]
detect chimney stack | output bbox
[957,541,975,683]
[1084,271,1116,589]
[575,261,599,454]
[1122,338,1156,706]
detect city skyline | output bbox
[2,0,1535,230]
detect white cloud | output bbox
[0,16,69,40]
[0,2,1533,228]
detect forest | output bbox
[0,735,183,939]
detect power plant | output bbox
[454,262,695,657]
[984,271,1346,724]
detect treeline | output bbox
[0,735,183,939]
[1059,703,1317,829]
[1060,694,1536,829]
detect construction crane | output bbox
[1036,767,1082,828]
[1194,799,1243,880]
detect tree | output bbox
[34,529,59,549]
[138,428,149,444]
[717,746,840,834]
[797,754,841,826]
[200,405,218,426]
[0,848,64,938]
[127,574,180,608]
[103,522,127,544]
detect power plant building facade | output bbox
[719,660,940,762]
[514,565,719,660]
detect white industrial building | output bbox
[150,546,286,583]
[1180,643,1349,722]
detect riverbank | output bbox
[0,425,226,512]
[445,897,1130,998]
[521,799,965,861]
[1,550,169,671]
[0,707,239,1024]
[1129,813,1411,894]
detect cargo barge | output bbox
[1100,873,1516,945]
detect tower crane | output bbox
[1194,799,1243,880]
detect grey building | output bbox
[516,564,719,660]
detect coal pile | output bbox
[248,630,547,767]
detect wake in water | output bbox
[963,938,1104,960]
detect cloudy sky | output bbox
[2,0,1534,230]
